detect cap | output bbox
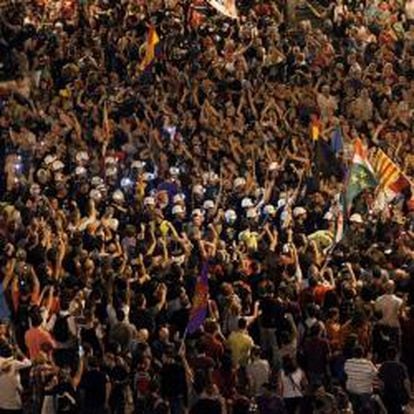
[277,199,286,209]
[241,197,254,208]
[131,160,146,170]
[169,167,180,176]
[91,176,104,187]
[192,208,204,217]
[173,193,186,204]
[349,213,363,224]
[51,160,64,171]
[172,205,184,215]
[225,209,237,222]
[106,165,118,177]
[203,200,215,210]
[234,177,246,188]
[44,154,57,166]
[263,205,276,215]
[144,196,155,206]
[105,156,117,165]
[89,189,102,201]
[293,207,307,217]
[75,151,89,162]
[112,190,124,203]
[75,166,87,176]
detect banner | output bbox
[206,0,238,19]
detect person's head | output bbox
[384,280,395,294]
[238,317,247,331]
[386,346,398,361]
[30,309,44,328]
[282,355,298,375]
[352,345,364,359]
[116,309,125,323]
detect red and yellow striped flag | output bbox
[370,148,410,194]
[139,26,160,72]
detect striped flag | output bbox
[370,148,410,198]
[186,262,209,335]
[139,26,160,72]
[311,117,321,141]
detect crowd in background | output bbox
[1,0,414,413]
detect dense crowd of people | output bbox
[0,0,414,413]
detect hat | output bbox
[172,205,184,215]
[144,197,155,206]
[169,167,180,176]
[75,166,87,176]
[75,151,89,163]
[89,189,102,201]
[277,199,286,209]
[349,213,363,224]
[203,200,215,210]
[246,208,258,218]
[225,209,237,222]
[51,160,64,171]
[349,213,364,224]
[193,184,205,195]
[173,193,186,204]
[91,176,104,187]
[234,177,246,188]
[120,177,133,188]
[192,208,204,217]
[263,205,276,215]
[105,156,117,165]
[112,190,124,203]
[106,165,118,177]
[45,155,57,166]
[293,207,306,217]
[241,197,254,208]
[131,160,146,170]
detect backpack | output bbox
[52,314,70,343]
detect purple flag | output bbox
[186,262,209,334]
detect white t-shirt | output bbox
[281,368,306,399]
[375,294,403,328]
[0,358,32,410]
[246,358,270,395]
[344,358,377,395]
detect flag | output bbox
[206,0,238,19]
[331,126,343,154]
[344,139,377,211]
[314,138,343,179]
[186,262,209,334]
[334,197,345,243]
[311,118,321,141]
[370,148,410,199]
[103,101,111,141]
[139,26,160,72]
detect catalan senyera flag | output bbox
[139,26,160,72]
[370,148,410,198]
[186,262,209,335]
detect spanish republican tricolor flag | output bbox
[139,26,160,72]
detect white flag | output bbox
[206,0,238,19]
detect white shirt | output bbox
[246,358,270,395]
[344,358,377,395]
[281,368,306,399]
[375,294,403,328]
[0,358,32,410]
